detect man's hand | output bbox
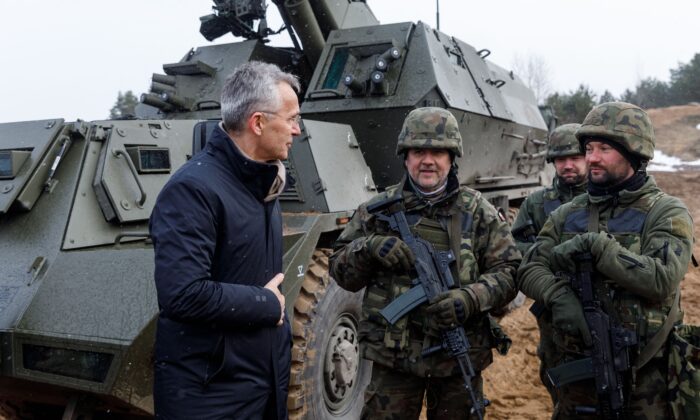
[590,231,617,257]
[547,286,592,346]
[366,235,415,272]
[426,288,477,331]
[550,232,598,273]
[264,273,285,326]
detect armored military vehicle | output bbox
[0,0,550,418]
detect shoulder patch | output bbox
[669,215,694,239]
[458,186,481,214]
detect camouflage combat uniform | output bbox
[329,108,520,419]
[511,123,587,404]
[517,102,695,418]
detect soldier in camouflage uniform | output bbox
[511,123,588,255]
[518,102,694,418]
[511,123,588,406]
[329,107,520,419]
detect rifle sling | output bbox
[634,287,681,372]
[587,202,600,233]
[449,209,462,275]
[447,190,479,279]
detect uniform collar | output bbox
[588,172,647,198]
[401,168,460,212]
[553,176,587,201]
[588,174,659,206]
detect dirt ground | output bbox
[647,104,700,161]
[477,104,700,419]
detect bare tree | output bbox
[512,53,552,105]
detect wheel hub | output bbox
[324,316,360,408]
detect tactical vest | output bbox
[560,191,673,352]
[359,185,495,376]
[542,187,562,217]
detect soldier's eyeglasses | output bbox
[258,111,301,127]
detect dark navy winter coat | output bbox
[150,124,291,419]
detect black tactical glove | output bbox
[365,234,415,272]
[426,288,477,331]
[546,285,592,346]
[550,232,598,273]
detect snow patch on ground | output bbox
[648,150,700,172]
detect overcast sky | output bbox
[1,0,697,123]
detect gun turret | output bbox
[272,0,378,67]
[199,0,269,41]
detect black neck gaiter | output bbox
[588,172,647,197]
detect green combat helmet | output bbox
[396,107,463,157]
[576,101,655,161]
[546,123,582,162]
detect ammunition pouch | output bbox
[381,281,412,352]
[667,324,700,419]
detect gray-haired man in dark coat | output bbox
[150,61,301,419]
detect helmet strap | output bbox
[637,160,649,174]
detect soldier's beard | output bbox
[556,172,586,186]
[589,168,629,187]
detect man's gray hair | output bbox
[221,61,300,132]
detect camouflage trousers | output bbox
[551,358,670,419]
[361,363,484,420]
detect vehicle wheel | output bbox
[287,249,371,420]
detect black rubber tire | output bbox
[287,250,371,420]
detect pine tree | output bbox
[109,90,139,119]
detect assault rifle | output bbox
[367,195,486,420]
[512,218,538,244]
[546,252,636,418]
